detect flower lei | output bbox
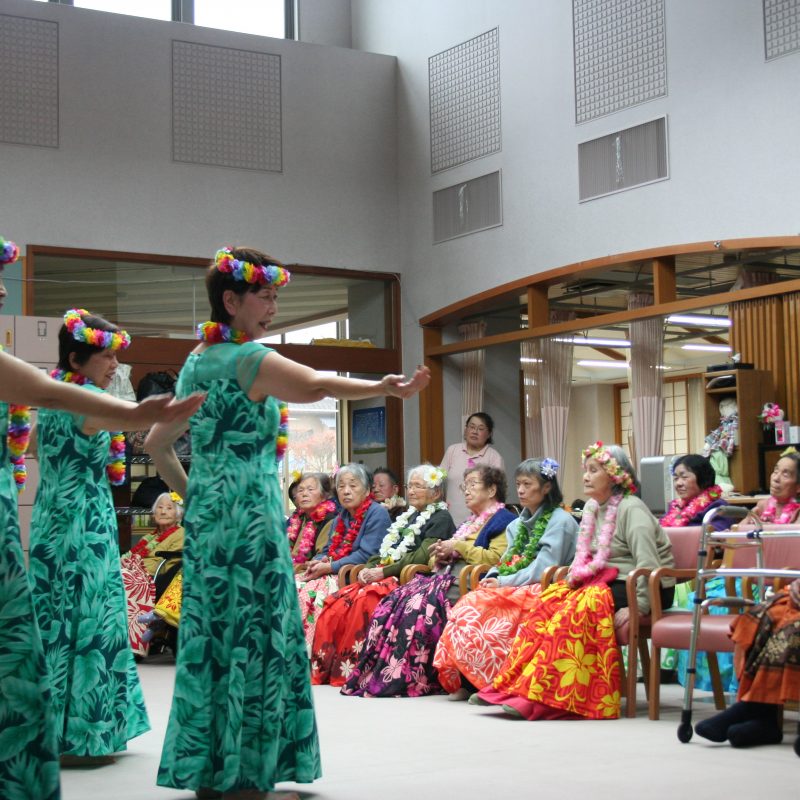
[498,507,555,575]
[287,499,337,564]
[416,465,446,489]
[570,493,623,582]
[214,247,291,287]
[130,524,180,558]
[1,236,19,264]
[582,441,636,494]
[196,321,289,462]
[759,495,800,524]
[327,496,372,561]
[378,501,448,565]
[49,369,126,486]
[452,501,505,543]
[64,308,131,351]
[0,342,32,494]
[660,486,723,528]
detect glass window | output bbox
[73,1,172,22]
[194,0,284,38]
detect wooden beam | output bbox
[424,276,800,357]
[652,256,676,305]
[419,236,800,327]
[526,286,548,329]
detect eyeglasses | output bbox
[466,424,488,432]
[459,481,483,492]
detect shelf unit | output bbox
[703,368,774,494]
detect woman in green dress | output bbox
[146,246,429,800]
[0,236,204,798]
[29,310,152,766]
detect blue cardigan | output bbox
[316,501,391,571]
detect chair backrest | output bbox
[662,526,704,569]
[728,524,800,569]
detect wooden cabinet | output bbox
[704,369,774,494]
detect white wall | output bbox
[0,0,397,271]
[350,0,800,467]
[297,0,352,49]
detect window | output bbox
[194,0,284,38]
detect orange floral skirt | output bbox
[482,580,621,719]
[434,584,543,693]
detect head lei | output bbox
[582,441,636,495]
[1,236,20,265]
[539,458,559,480]
[169,491,184,506]
[64,308,131,351]
[780,446,799,458]
[416,465,446,490]
[214,247,291,287]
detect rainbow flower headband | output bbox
[64,308,131,351]
[1,236,20,265]
[582,441,636,495]
[214,247,291,287]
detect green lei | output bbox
[497,507,555,576]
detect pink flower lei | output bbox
[287,499,337,564]
[759,495,800,524]
[570,493,623,583]
[451,501,505,543]
[660,485,723,528]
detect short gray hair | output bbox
[334,463,371,493]
[603,444,640,495]
[407,463,447,501]
[150,492,184,521]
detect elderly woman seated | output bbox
[311,464,454,685]
[340,464,516,697]
[477,442,675,720]
[295,463,390,652]
[286,472,338,564]
[754,448,800,523]
[120,492,184,656]
[694,577,800,749]
[434,458,578,700]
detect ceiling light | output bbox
[576,360,630,369]
[555,336,632,347]
[681,344,732,352]
[666,314,731,328]
[520,357,543,363]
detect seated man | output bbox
[371,466,407,520]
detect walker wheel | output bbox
[793,736,800,757]
[677,722,693,743]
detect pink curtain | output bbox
[458,320,487,423]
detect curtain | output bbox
[458,320,487,424]
[520,339,544,458]
[628,292,664,466]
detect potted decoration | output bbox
[759,402,784,443]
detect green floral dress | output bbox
[157,342,321,793]
[29,387,150,756]
[0,401,60,800]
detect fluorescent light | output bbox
[667,314,731,328]
[681,344,732,353]
[554,336,632,347]
[520,357,543,363]
[577,360,630,369]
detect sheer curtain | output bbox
[458,321,487,423]
[520,339,544,458]
[628,292,664,466]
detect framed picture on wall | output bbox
[352,407,386,454]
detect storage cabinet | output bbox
[703,369,773,494]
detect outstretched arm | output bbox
[145,416,191,498]
[249,350,430,404]
[0,349,204,431]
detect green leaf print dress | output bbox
[157,342,321,793]
[0,401,60,800]
[28,385,150,756]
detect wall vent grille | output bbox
[429,28,501,174]
[0,14,59,148]
[433,171,502,243]
[573,0,667,123]
[764,0,800,60]
[578,117,668,202]
[172,41,282,172]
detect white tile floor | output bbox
[60,660,800,800]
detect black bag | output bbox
[131,370,192,456]
[131,476,170,510]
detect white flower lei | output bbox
[378,502,448,565]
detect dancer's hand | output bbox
[379,366,431,399]
[127,392,206,430]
